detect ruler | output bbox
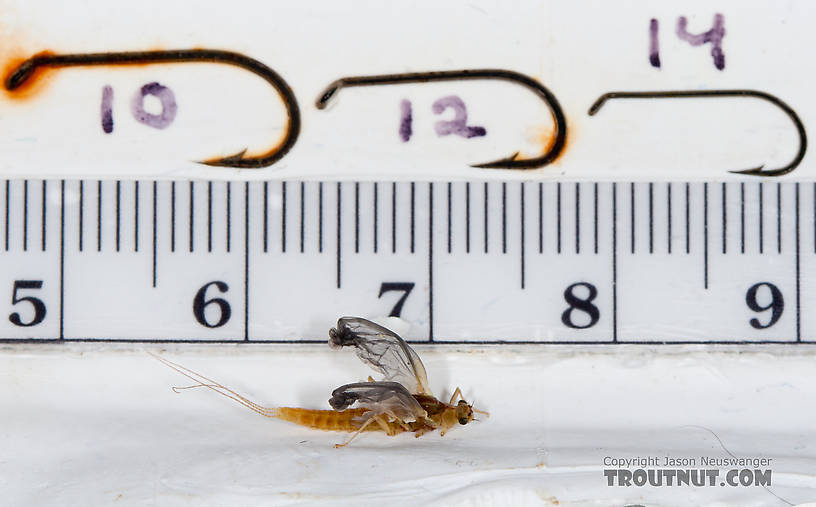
[0,178,811,344]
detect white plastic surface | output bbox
[2,343,816,506]
[2,1,816,506]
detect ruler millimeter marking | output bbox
[0,178,812,344]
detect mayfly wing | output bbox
[328,317,432,395]
[329,381,427,423]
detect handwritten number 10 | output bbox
[399,95,486,142]
[100,82,178,134]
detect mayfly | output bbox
[151,317,485,447]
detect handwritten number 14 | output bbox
[650,14,725,70]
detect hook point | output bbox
[199,148,250,167]
[729,165,766,176]
[470,152,520,169]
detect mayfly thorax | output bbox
[151,316,486,447]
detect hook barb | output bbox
[316,69,567,170]
[6,49,301,169]
[588,90,806,177]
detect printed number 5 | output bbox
[9,280,46,327]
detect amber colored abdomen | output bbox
[275,407,380,432]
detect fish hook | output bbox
[316,69,566,170]
[588,90,806,177]
[6,49,301,169]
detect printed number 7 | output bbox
[378,282,415,318]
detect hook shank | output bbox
[316,69,567,170]
[588,90,806,177]
[6,49,301,169]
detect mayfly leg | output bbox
[334,416,380,448]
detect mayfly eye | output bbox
[458,417,468,425]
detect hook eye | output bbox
[5,49,301,169]
[316,69,567,170]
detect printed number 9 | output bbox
[745,282,784,329]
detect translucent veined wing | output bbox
[328,317,431,395]
[328,381,427,423]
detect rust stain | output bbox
[519,119,569,166]
[1,44,171,102]
[3,50,55,101]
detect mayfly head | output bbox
[456,399,474,425]
[328,319,354,349]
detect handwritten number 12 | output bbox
[399,95,486,142]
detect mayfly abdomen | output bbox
[275,407,378,432]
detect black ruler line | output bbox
[263,181,268,253]
[741,182,745,254]
[353,182,359,254]
[502,182,507,254]
[465,182,471,253]
[721,182,727,254]
[41,181,47,252]
[96,180,102,252]
[152,181,157,288]
[759,182,764,254]
[226,182,231,253]
[483,182,488,254]
[336,182,342,288]
[594,182,599,254]
[319,182,324,253]
[391,182,396,254]
[630,182,635,254]
[685,182,690,254]
[447,182,452,254]
[170,181,176,253]
[704,182,709,289]
[188,181,194,253]
[538,182,543,254]
[78,180,84,252]
[4,180,9,251]
[8,337,816,345]
[115,180,121,252]
[134,181,139,252]
[796,182,801,341]
[9,337,816,345]
[667,182,672,254]
[207,181,212,253]
[22,180,28,252]
[557,182,562,254]
[59,180,65,340]
[428,182,434,341]
[612,182,618,343]
[300,182,306,254]
[520,182,526,289]
[575,182,580,254]
[372,182,378,254]
[777,182,782,254]
[282,181,288,253]
[410,182,415,254]
[244,181,249,341]
[648,182,653,254]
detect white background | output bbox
[2,1,816,506]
